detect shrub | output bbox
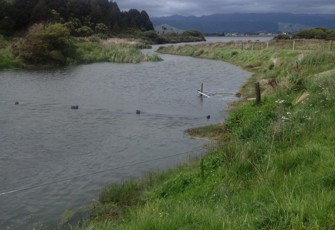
[274,34,291,40]
[0,46,20,69]
[76,26,93,37]
[37,23,70,49]
[182,30,205,40]
[95,23,109,35]
[138,30,167,44]
[293,27,335,40]
[11,23,70,65]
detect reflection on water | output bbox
[0,41,251,229]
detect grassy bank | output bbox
[0,23,205,70]
[0,35,161,70]
[67,37,161,65]
[61,40,335,229]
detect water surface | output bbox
[0,49,250,228]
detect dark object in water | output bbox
[136,110,141,114]
[15,101,19,105]
[71,105,79,110]
[206,115,210,119]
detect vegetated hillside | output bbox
[70,40,335,229]
[0,26,165,69]
[0,0,154,37]
[151,13,335,34]
[0,0,206,69]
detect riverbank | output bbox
[0,35,162,70]
[63,40,334,229]
[0,28,206,71]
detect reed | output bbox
[68,40,146,64]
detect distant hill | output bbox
[151,13,335,34]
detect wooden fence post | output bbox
[198,83,204,98]
[329,40,333,51]
[255,82,261,105]
[293,40,296,50]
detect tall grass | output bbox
[68,39,155,64]
[64,42,335,229]
[0,36,161,71]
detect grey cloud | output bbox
[116,0,335,17]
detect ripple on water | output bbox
[0,52,250,228]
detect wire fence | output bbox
[2,140,334,228]
[199,39,334,51]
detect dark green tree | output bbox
[140,10,154,31]
[110,2,121,31]
[30,0,49,23]
[0,0,155,36]
[0,0,15,34]
[45,0,69,22]
[67,0,91,20]
[11,0,39,30]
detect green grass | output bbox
[186,124,229,141]
[0,37,22,69]
[69,41,143,64]
[57,41,335,229]
[67,39,161,65]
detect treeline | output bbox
[0,0,154,36]
[275,27,335,40]
[293,27,335,40]
[0,0,206,68]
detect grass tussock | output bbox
[186,124,229,141]
[62,40,335,229]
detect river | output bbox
[0,37,259,229]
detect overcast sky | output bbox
[117,0,335,17]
